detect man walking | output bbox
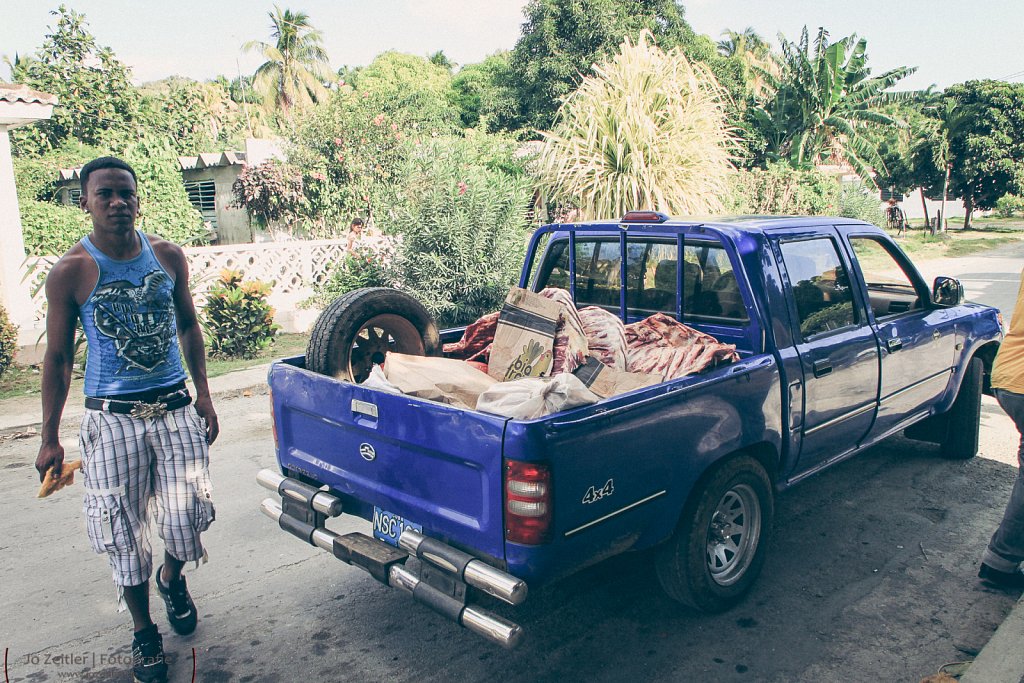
[35,156,219,683]
[980,268,1024,590]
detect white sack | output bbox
[476,373,600,420]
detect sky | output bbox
[1,1,1022,92]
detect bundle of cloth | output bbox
[445,288,738,381]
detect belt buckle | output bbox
[130,401,168,419]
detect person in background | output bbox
[979,269,1024,590]
[36,156,219,683]
[346,216,366,251]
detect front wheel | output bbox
[941,357,983,460]
[656,456,774,612]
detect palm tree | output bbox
[752,27,917,183]
[243,6,331,117]
[537,31,738,219]
[718,27,778,98]
[717,27,766,58]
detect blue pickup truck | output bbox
[258,213,1002,647]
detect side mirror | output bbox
[933,276,965,306]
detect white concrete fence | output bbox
[19,236,391,358]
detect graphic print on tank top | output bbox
[90,269,176,373]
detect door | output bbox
[777,235,880,472]
[843,232,957,436]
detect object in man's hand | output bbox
[37,459,82,498]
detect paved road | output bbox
[3,242,1023,683]
[3,390,1020,683]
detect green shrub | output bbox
[0,303,18,377]
[995,194,1024,218]
[728,163,840,215]
[838,183,885,226]
[203,269,280,358]
[19,198,92,256]
[317,242,394,304]
[387,138,533,327]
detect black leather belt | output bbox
[85,390,192,417]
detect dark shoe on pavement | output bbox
[978,563,1024,590]
[132,625,168,683]
[155,565,198,635]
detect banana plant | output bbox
[751,27,918,185]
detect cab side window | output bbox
[848,237,924,318]
[780,238,857,339]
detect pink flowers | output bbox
[336,153,345,163]
[458,181,468,195]
[333,137,343,146]
[373,114,386,126]
[311,172,326,181]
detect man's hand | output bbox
[36,442,66,483]
[194,395,219,445]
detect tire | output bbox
[940,357,983,460]
[656,455,774,613]
[306,288,440,382]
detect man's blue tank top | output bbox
[79,231,186,397]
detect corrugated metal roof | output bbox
[0,83,58,105]
[58,151,246,181]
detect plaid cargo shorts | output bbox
[80,405,215,589]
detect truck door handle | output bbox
[887,338,903,352]
[812,359,832,377]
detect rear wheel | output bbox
[656,456,773,612]
[941,357,983,459]
[306,288,440,382]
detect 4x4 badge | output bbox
[359,443,376,461]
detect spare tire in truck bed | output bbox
[306,287,441,382]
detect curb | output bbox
[0,364,271,437]
[960,593,1024,683]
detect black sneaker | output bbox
[979,562,1024,590]
[155,565,198,635]
[132,625,168,683]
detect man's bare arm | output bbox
[162,242,219,445]
[36,262,81,481]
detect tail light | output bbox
[504,459,552,544]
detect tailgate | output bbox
[270,359,510,559]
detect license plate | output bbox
[372,507,422,547]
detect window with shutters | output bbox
[184,180,218,228]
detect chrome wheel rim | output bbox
[345,314,425,383]
[706,483,761,586]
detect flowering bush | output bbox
[230,160,307,232]
[202,269,280,358]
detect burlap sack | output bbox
[383,353,497,409]
[572,356,663,398]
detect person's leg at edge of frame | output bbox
[981,388,1024,582]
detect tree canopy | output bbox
[505,0,720,133]
[938,80,1024,225]
[10,5,139,154]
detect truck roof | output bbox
[544,215,881,235]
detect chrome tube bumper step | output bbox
[257,469,525,648]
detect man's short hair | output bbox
[351,217,364,227]
[81,157,137,192]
